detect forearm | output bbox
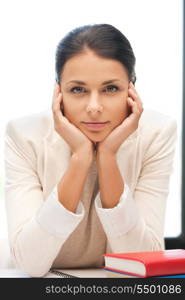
[95,181,164,253]
[57,150,92,212]
[96,151,124,208]
[11,151,92,276]
[104,218,164,253]
[11,219,65,277]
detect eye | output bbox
[70,86,86,94]
[104,85,119,93]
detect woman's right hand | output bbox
[52,83,94,161]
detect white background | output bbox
[0,0,183,238]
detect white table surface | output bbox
[0,268,113,278]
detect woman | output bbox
[4,24,177,277]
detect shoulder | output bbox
[5,110,53,143]
[138,109,177,140]
[137,109,178,161]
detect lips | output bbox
[82,122,108,124]
[82,121,109,130]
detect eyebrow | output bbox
[66,79,122,85]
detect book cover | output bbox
[103,249,185,278]
[104,268,185,278]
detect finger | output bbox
[129,94,143,113]
[53,92,62,112]
[128,83,142,102]
[137,98,144,113]
[128,87,140,100]
[127,97,140,115]
[52,93,63,121]
[129,82,138,92]
[128,89,143,112]
[52,84,62,109]
[52,83,61,103]
[134,96,143,113]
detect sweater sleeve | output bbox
[95,118,177,253]
[4,122,85,277]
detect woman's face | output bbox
[59,49,130,143]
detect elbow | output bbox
[151,237,165,251]
[27,270,49,278]
[134,227,165,252]
[11,245,50,278]
[23,267,49,278]
[143,231,165,252]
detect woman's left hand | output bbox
[96,82,144,155]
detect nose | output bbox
[86,92,103,113]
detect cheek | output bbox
[62,96,79,121]
[112,100,128,123]
[64,109,77,123]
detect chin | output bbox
[88,131,111,143]
[89,136,103,143]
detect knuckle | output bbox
[140,106,144,113]
[54,123,59,131]
[132,124,138,131]
[52,107,58,114]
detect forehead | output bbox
[61,50,129,84]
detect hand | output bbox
[97,82,144,155]
[52,83,94,159]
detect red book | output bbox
[103,249,185,278]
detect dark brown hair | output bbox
[55,23,136,84]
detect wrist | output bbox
[97,147,116,159]
[72,147,93,167]
[96,150,116,169]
